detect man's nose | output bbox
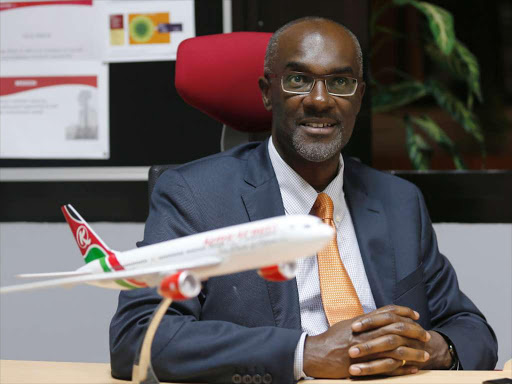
[303,80,334,111]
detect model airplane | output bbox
[0,204,333,300]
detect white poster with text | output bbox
[0,0,101,62]
[0,61,109,159]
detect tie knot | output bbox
[312,193,334,220]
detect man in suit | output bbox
[110,17,497,383]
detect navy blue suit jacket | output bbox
[110,140,497,383]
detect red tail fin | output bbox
[61,204,114,264]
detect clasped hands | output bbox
[303,305,453,378]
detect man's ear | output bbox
[358,81,366,100]
[258,76,272,111]
[354,81,366,114]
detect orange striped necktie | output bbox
[312,192,364,325]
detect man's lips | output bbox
[298,119,339,134]
[299,119,338,127]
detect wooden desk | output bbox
[1,360,511,384]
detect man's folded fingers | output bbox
[352,311,415,332]
[373,346,430,363]
[349,334,407,358]
[369,321,430,342]
[348,358,403,376]
[374,305,419,319]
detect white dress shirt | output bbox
[267,138,377,379]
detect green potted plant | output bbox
[370,0,485,170]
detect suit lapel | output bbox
[344,164,396,308]
[240,141,301,330]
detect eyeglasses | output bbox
[271,71,359,97]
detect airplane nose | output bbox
[317,222,335,240]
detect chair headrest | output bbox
[175,32,273,132]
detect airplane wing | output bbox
[18,271,90,278]
[0,255,222,294]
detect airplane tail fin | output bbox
[61,204,116,264]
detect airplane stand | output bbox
[132,298,173,384]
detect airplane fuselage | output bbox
[79,215,331,290]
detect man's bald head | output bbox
[263,17,363,78]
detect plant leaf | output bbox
[409,115,467,169]
[374,25,408,39]
[451,153,466,170]
[425,40,483,104]
[409,115,453,149]
[393,0,455,54]
[467,92,474,110]
[454,40,483,102]
[405,120,432,170]
[426,79,485,144]
[372,81,428,113]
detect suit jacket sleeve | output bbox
[109,169,302,384]
[416,187,498,369]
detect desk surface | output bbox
[1,360,511,384]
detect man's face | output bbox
[260,21,365,165]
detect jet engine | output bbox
[258,261,297,282]
[158,271,201,300]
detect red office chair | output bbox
[148,32,273,200]
[175,32,273,150]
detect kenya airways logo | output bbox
[76,225,92,249]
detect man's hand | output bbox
[303,305,431,378]
[347,314,453,376]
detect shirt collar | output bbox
[268,138,346,221]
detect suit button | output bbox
[232,374,242,384]
[253,374,262,383]
[242,374,252,383]
[263,373,272,384]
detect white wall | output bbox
[434,223,512,369]
[0,222,143,363]
[1,222,510,368]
